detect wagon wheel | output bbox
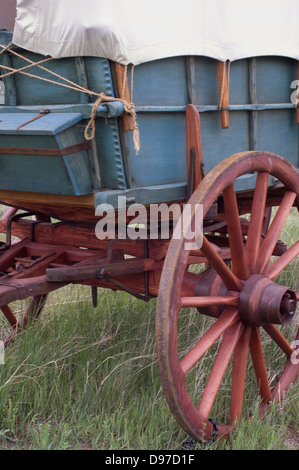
[156,151,299,441]
[0,209,49,346]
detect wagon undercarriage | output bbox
[0,149,297,442]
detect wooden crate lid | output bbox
[0,112,83,135]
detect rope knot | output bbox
[84,93,140,154]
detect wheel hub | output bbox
[195,268,228,318]
[195,269,297,326]
[239,274,297,327]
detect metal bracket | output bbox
[0,210,35,251]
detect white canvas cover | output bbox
[12,0,299,65]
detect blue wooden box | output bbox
[0,30,127,195]
[0,111,93,195]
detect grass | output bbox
[0,208,297,450]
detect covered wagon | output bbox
[0,0,298,441]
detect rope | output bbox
[0,42,13,56]
[83,92,137,143]
[1,45,92,94]
[0,56,54,79]
[0,43,140,153]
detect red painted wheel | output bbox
[156,151,299,441]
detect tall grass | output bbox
[0,209,297,450]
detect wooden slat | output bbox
[186,104,204,196]
[0,142,92,156]
[0,191,94,207]
[115,63,135,131]
[218,61,229,129]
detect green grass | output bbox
[0,209,297,450]
[0,289,180,450]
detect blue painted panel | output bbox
[94,118,127,190]
[255,57,297,104]
[129,56,188,107]
[257,109,299,168]
[0,113,93,195]
[85,57,115,99]
[123,54,298,197]
[200,111,250,174]
[193,57,219,106]
[193,57,250,106]
[0,153,76,194]
[94,182,186,209]
[224,59,250,106]
[123,113,187,188]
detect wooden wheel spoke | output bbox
[197,321,243,418]
[180,295,238,309]
[256,191,297,274]
[230,327,252,423]
[245,172,269,273]
[201,236,243,292]
[180,308,239,374]
[264,240,299,280]
[223,184,250,279]
[263,324,295,358]
[22,294,47,327]
[249,328,272,403]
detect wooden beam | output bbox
[115,63,135,131]
[218,61,229,129]
[0,190,94,207]
[186,104,204,196]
